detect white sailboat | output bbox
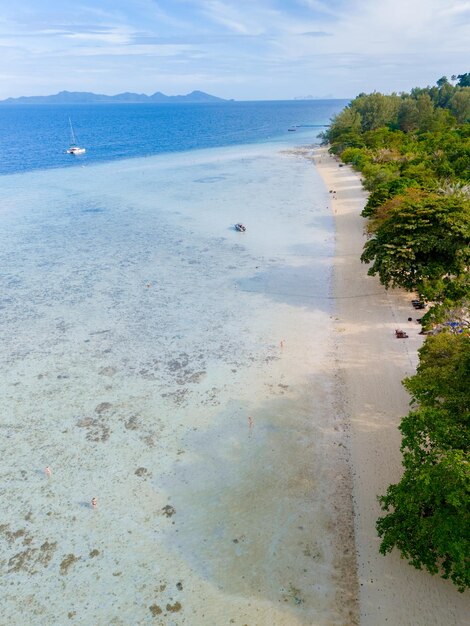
[66,118,86,155]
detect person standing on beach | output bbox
[91,497,98,509]
[44,466,52,477]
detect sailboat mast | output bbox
[68,117,76,145]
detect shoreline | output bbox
[313,146,470,624]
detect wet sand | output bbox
[313,147,470,625]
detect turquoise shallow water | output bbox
[1,140,334,432]
[0,136,349,624]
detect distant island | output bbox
[0,90,230,105]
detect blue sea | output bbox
[0,100,355,625]
[0,100,347,175]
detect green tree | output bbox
[457,73,470,87]
[403,333,469,442]
[437,82,455,109]
[416,93,437,132]
[449,88,470,123]
[340,147,370,169]
[322,106,363,152]
[360,162,400,192]
[377,333,470,591]
[352,92,400,131]
[398,98,419,132]
[362,177,420,217]
[361,191,470,292]
[377,448,469,591]
[436,76,449,88]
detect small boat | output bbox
[67,118,86,155]
[235,223,246,232]
[288,126,297,132]
[67,145,86,155]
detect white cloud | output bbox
[197,0,252,34]
[67,43,196,57]
[0,0,469,99]
[64,29,132,45]
[438,1,470,15]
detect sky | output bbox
[0,0,469,100]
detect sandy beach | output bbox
[314,147,470,625]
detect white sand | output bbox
[314,147,470,625]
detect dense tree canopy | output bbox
[323,75,470,591]
[456,73,470,87]
[377,334,470,591]
[361,190,470,294]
